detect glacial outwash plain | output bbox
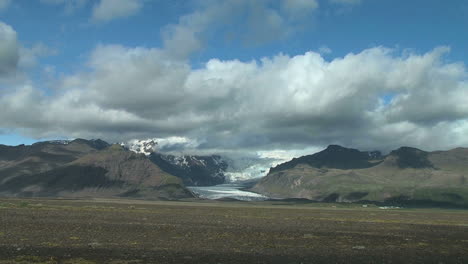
[1,198,468,264]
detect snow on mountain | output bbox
[126,139,158,156]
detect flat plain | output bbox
[1,198,468,263]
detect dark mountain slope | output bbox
[149,153,227,186]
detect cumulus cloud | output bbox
[1,44,468,155]
[0,21,19,77]
[91,0,143,23]
[0,0,10,10]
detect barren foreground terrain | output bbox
[1,198,468,263]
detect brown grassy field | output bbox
[1,198,468,263]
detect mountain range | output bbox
[2,139,468,207]
[252,145,468,207]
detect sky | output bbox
[1,0,468,161]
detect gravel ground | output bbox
[1,198,468,263]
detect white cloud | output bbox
[0,21,19,77]
[2,44,468,154]
[91,0,143,23]
[0,0,11,10]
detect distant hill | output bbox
[0,140,193,199]
[252,145,468,207]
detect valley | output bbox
[2,140,468,263]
